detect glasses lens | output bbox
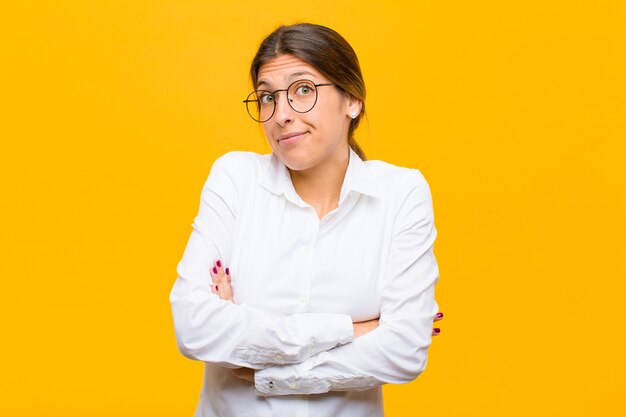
[245,91,274,122]
[288,80,318,113]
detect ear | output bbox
[344,95,363,119]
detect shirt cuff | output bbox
[326,313,354,348]
[253,347,382,396]
[254,358,330,396]
[237,313,354,366]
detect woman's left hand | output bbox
[209,259,445,337]
[209,260,255,382]
[209,259,233,301]
[210,259,443,382]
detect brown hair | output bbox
[250,23,367,160]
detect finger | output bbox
[210,265,226,283]
[211,260,230,281]
[209,263,233,301]
[210,265,218,282]
[432,328,441,336]
[434,312,444,322]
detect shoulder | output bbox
[366,160,436,236]
[365,159,433,203]
[202,151,270,196]
[211,151,268,173]
[208,151,270,180]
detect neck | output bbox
[288,144,350,219]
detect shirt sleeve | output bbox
[169,152,355,370]
[254,170,439,394]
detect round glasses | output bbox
[243,79,336,123]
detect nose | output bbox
[272,91,294,126]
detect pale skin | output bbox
[257,54,359,220]
[212,54,444,382]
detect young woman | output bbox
[170,22,443,417]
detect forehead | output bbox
[257,55,324,87]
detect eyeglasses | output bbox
[243,79,336,123]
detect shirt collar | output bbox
[258,147,381,207]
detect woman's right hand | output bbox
[353,312,444,338]
[208,259,444,338]
[433,311,443,336]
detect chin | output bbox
[282,158,313,172]
[274,148,317,171]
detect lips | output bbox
[278,131,307,142]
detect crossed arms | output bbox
[169,153,442,396]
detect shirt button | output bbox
[303,245,314,255]
[274,353,284,361]
[289,382,298,389]
[298,296,307,304]
[268,381,275,389]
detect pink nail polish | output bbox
[436,312,443,318]
[433,328,440,333]
[212,266,217,274]
[215,285,219,291]
[217,260,222,267]
[226,267,230,275]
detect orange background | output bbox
[1,1,625,416]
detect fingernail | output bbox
[216,285,219,291]
[436,312,443,318]
[226,267,230,275]
[433,328,440,334]
[217,260,222,267]
[212,266,218,274]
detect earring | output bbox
[350,112,358,119]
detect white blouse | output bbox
[170,147,440,417]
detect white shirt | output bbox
[170,147,440,417]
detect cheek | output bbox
[262,127,278,152]
[310,103,339,128]
[262,124,274,141]
[318,96,348,126]
[316,106,347,135]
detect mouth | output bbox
[277,131,308,144]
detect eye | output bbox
[294,82,315,96]
[258,92,274,105]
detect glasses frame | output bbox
[243,79,337,123]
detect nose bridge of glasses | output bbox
[272,88,292,104]
[272,88,296,117]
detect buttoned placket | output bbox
[293,190,361,315]
[296,208,318,314]
[276,188,357,410]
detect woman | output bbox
[170,23,443,417]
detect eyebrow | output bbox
[257,71,316,89]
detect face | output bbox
[256,54,362,172]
